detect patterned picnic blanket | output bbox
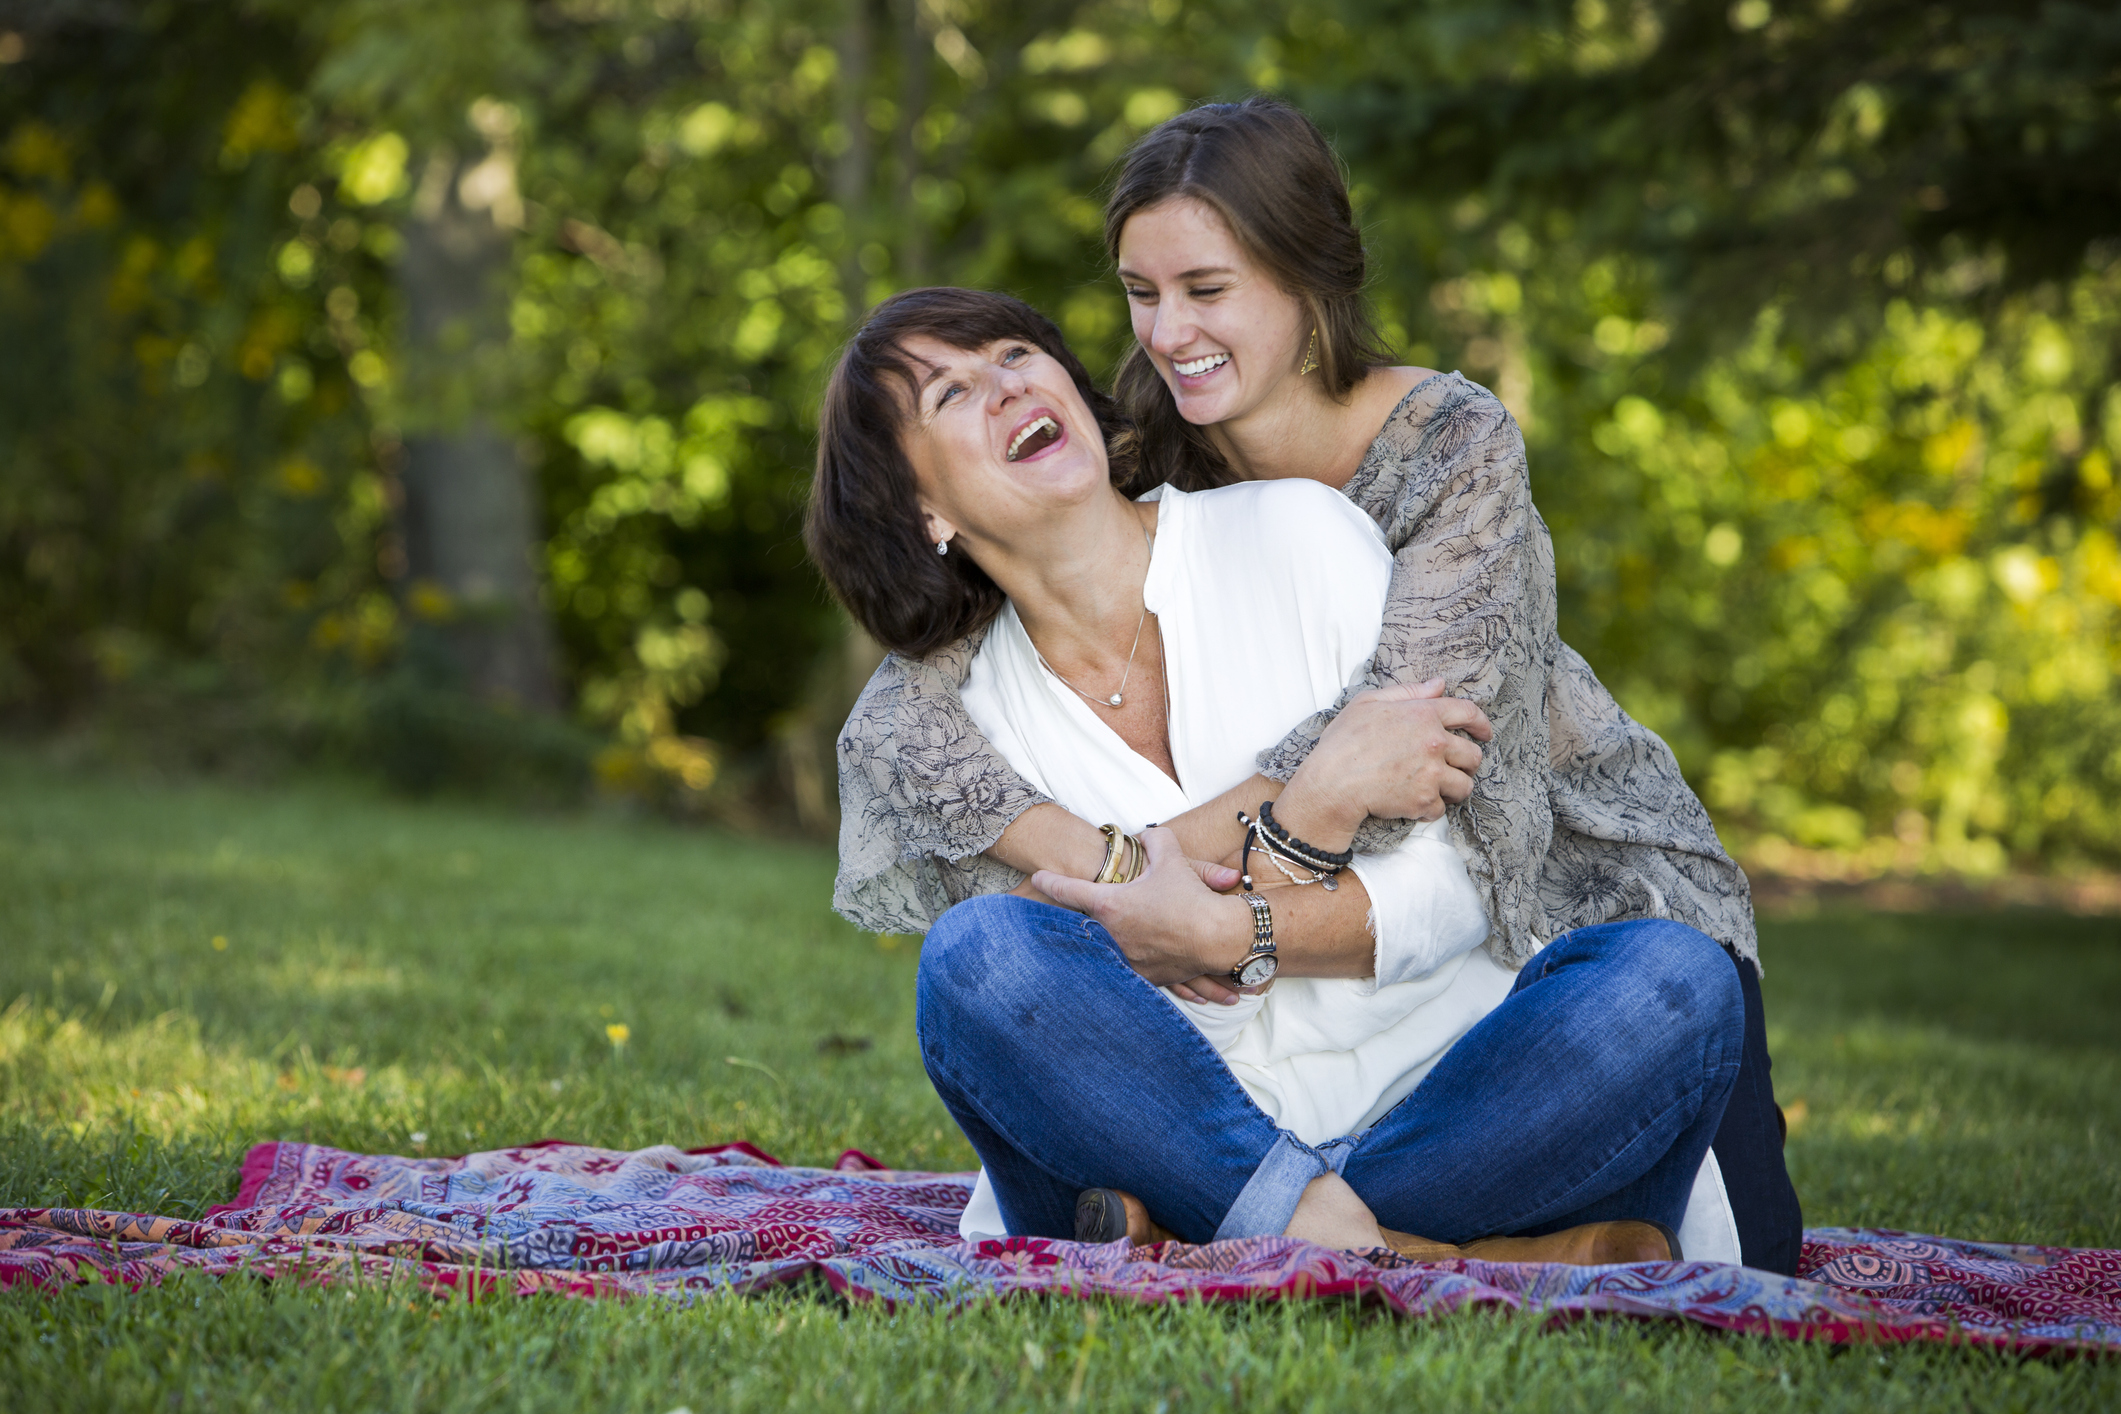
[3,1140,2117,1355]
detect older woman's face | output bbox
[1117,197,1309,429]
[898,333,1110,554]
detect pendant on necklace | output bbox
[1108,694,1123,706]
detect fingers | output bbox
[1139,824,1183,864]
[1356,677,1447,704]
[1348,685,1494,744]
[1031,869,1109,914]
[1182,974,1241,1005]
[1433,698,1495,742]
[1443,735,1485,774]
[1188,857,1241,892]
[1008,877,1061,906]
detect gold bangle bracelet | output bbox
[1095,824,1127,884]
[1118,831,1144,883]
[1095,824,1146,884]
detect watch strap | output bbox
[1231,892,1276,985]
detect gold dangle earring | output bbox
[1299,328,1320,376]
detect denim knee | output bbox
[1623,919,1745,1059]
[916,894,1090,1048]
[1543,918,1745,1058]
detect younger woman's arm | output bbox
[835,642,1267,927]
[832,643,1051,934]
[1254,377,1557,958]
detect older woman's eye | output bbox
[1001,346,1028,363]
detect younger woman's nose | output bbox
[1149,304,1195,356]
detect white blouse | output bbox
[951,480,1739,1260]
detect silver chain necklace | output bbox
[1034,520,1156,711]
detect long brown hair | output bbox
[1105,97,1394,491]
[805,287,1141,658]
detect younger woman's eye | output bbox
[1124,285,1154,301]
[1191,285,1225,298]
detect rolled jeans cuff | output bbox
[1214,1132,1355,1240]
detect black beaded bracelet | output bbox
[1256,799,1353,871]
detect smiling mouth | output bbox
[1174,353,1229,377]
[1007,415,1061,461]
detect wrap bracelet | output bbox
[1237,801,1351,892]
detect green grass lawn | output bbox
[1,750,2116,1411]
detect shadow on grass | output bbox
[1760,910,2121,1053]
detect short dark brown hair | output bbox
[1105,97,1394,490]
[805,287,1139,658]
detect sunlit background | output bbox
[3,0,2115,888]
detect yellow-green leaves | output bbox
[338,132,408,205]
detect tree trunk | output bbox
[395,151,561,713]
[893,0,930,280]
[833,0,874,313]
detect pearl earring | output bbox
[936,538,949,555]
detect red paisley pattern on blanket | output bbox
[2,1140,2116,1355]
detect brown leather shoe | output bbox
[1074,1188,1179,1246]
[1378,1230,1467,1263]
[1459,1220,1681,1266]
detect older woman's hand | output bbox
[1033,828,1252,988]
[1276,678,1492,848]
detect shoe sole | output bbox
[1074,1188,1128,1244]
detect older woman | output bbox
[829,99,1802,1272]
[806,286,1742,1261]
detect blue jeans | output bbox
[916,895,1744,1244]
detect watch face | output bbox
[1236,954,1278,987]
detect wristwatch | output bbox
[1229,892,1278,987]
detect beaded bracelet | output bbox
[1237,801,1351,893]
[1237,814,1337,891]
[1257,799,1353,871]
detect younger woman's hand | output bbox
[1278,678,1492,845]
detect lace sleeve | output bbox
[830,631,1052,935]
[1254,375,1558,963]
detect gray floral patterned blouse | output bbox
[831,373,1758,970]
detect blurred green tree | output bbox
[1300,0,2121,873]
[1,0,2116,876]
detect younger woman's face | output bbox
[1117,197,1310,429]
[896,334,1110,556]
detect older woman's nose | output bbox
[992,359,1031,401]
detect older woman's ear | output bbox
[923,510,959,555]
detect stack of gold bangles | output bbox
[1094,823,1147,884]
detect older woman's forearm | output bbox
[1132,873,1376,985]
[1244,875,1376,979]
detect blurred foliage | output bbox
[0,0,2116,872]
